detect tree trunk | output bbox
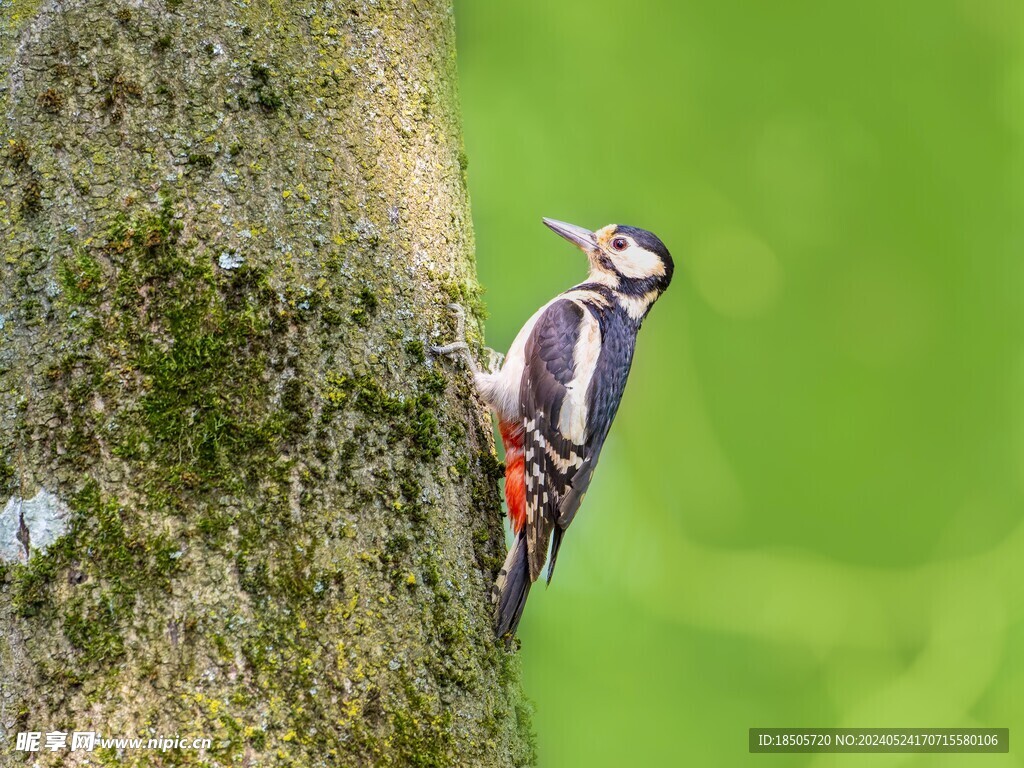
[0,1,534,765]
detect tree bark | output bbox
[0,1,534,765]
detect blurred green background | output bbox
[456,1,1023,765]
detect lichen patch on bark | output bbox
[0,488,70,563]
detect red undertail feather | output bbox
[499,419,526,534]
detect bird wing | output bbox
[557,307,636,528]
[546,306,637,581]
[520,298,602,582]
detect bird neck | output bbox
[562,280,656,325]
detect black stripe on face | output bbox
[595,252,617,273]
[616,275,663,297]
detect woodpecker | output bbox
[434,218,673,636]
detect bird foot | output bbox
[431,303,480,374]
[485,348,505,374]
[431,303,505,376]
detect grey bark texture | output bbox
[0,0,535,765]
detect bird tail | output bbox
[493,531,532,637]
[545,526,565,584]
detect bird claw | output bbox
[485,348,505,373]
[432,304,505,375]
[430,340,469,355]
[432,303,478,374]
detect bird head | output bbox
[542,218,674,298]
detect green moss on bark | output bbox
[0,0,534,765]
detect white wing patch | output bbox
[557,306,602,445]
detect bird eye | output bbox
[611,237,628,251]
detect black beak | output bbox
[542,218,596,251]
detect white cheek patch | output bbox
[616,246,665,280]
